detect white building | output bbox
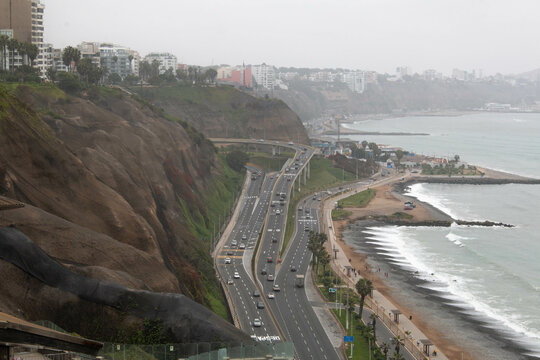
[343,70,365,93]
[143,52,177,74]
[252,63,275,90]
[31,0,46,77]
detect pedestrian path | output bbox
[321,180,448,360]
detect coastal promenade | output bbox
[321,173,449,360]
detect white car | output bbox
[276,209,281,215]
[253,318,262,327]
[234,272,240,279]
[239,243,246,249]
[224,257,231,264]
[267,292,275,299]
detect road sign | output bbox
[344,336,354,343]
[328,288,337,293]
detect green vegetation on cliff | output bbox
[131,84,310,144]
[338,189,376,208]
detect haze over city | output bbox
[44,0,540,76]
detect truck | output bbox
[295,274,304,288]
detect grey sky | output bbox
[44,0,540,76]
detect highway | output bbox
[216,168,280,339]
[214,139,345,358]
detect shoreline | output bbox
[331,174,537,360]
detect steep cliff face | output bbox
[0,84,244,342]
[133,85,310,144]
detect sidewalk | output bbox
[321,176,448,360]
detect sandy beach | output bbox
[332,182,479,360]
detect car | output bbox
[298,207,303,212]
[253,290,260,297]
[267,292,275,299]
[239,243,246,249]
[253,318,262,327]
[305,215,311,219]
[313,196,317,200]
[261,268,267,275]
[267,257,273,263]
[241,234,247,240]
[231,240,238,247]
[257,301,265,309]
[275,209,281,215]
[267,274,274,281]
[290,266,297,272]
[280,200,285,206]
[275,228,281,232]
[304,227,310,231]
[226,250,234,256]
[272,284,280,292]
[227,279,233,285]
[225,257,231,264]
[234,272,240,279]
[272,238,277,243]
[259,139,264,142]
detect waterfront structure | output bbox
[143,52,177,74]
[252,63,275,90]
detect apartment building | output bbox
[143,52,177,74]
[0,0,47,76]
[252,63,275,90]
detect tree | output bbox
[454,154,460,163]
[24,43,38,66]
[58,71,82,93]
[62,46,81,73]
[395,150,404,165]
[108,72,122,85]
[205,68,217,83]
[0,34,8,71]
[226,150,249,172]
[369,313,378,342]
[307,232,328,275]
[380,342,390,359]
[355,278,373,320]
[46,67,57,82]
[319,249,331,274]
[361,140,368,149]
[7,38,18,72]
[391,335,404,356]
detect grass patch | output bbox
[248,152,289,172]
[333,310,372,360]
[281,156,357,254]
[338,189,376,208]
[332,209,352,220]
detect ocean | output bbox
[343,113,540,359]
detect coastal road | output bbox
[216,170,280,339]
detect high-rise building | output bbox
[0,0,46,75]
[343,71,365,93]
[143,52,177,74]
[252,63,275,90]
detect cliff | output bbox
[133,85,310,144]
[0,84,248,342]
[273,78,540,120]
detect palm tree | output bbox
[25,43,38,67]
[380,342,390,359]
[128,54,134,74]
[0,35,8,71]
[62,46,81,73]
[355,278,373,320]
[319,249,331,274]
[391,335,404,356]
[7,38,19,72]
[369,313,378,342]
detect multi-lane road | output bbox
[215,141,343,359]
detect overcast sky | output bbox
[44,0,540,76]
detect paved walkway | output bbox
[321,174,448,360]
